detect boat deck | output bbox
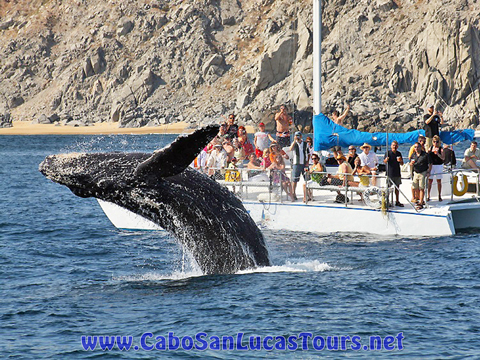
[213,166,480,236]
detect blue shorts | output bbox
[292,164,305,182]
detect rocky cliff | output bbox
[1,0,480,132]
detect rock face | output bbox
[1,0,480,133]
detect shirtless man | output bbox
[274,105,292,149]
[332,104,350,126]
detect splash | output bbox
[114,260,338,282]
[237,260,337,274]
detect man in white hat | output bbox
[424,104,443,150]
[358,143,378,186]
[206,143,228,177]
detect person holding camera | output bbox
[424,104,444,149]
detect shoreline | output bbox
[0,121,256,136]
[0,121,191,135]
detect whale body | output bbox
[39,125,271,274]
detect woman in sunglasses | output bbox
[427,135,445,202]
[303,154,324,203]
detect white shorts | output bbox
[430,164,443,180]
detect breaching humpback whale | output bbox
[39,125,271,274]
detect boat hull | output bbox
[97,199,162,231]
[244,201,456,237]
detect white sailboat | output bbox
[98,0,480,236]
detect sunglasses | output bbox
[349,148,355,151]
[312,157,319,160]
[433,140,439,143]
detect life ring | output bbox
[453,174,468,196]
[225,169,241,182]
[363,187,383,209]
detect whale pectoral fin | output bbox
[135,124,220,178]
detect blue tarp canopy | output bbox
[313,113,474,151]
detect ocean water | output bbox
[1,134,480,359]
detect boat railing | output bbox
[305,171,393,208]
[206,164,480,208]
[208,166,285,201]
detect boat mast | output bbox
[313,0,322,115]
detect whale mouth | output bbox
[39,154,96,197]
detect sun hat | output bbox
[336,154,346,161]
[295,131,302,137]
[360,143,371,149]
[259,122,265,126]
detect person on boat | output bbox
[269,143,289,163]
[352,156,370,187]
[237,126,255,161]
[443,143,456,169]
[408,135,426,159]
[408,135,426,201]
[461,141,480,171]
[274,104,293,149]
[322,154,357,203]
[426,135,446,202]
[261,148,272,169]
[303,153,324,203]
[290,131,309,201]
[325,146,344,165]
[247,153,264,177]
[324,155,355,187]
[217,122,228,143]
[383,140,404,207]
[225,113,239,139]
[305,136,314,165]
[346,145,358,168]
[410,142,432,209]
[206,143,228,177]
[331,104,350,126]
[222,136,235,163]
[359,143,378,186]
[232,138,246,163]
[268,154,294,201]
[191,146,209,173]
[254,122,275,159]
[424,104,444,150]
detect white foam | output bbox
[114,269,204,282]
[114,260,337,282]
[237,260,336,274]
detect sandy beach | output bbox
[0,121,257,136]
[0,121,192,135]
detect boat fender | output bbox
[363,187,383,209]
[453,173,468,196]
